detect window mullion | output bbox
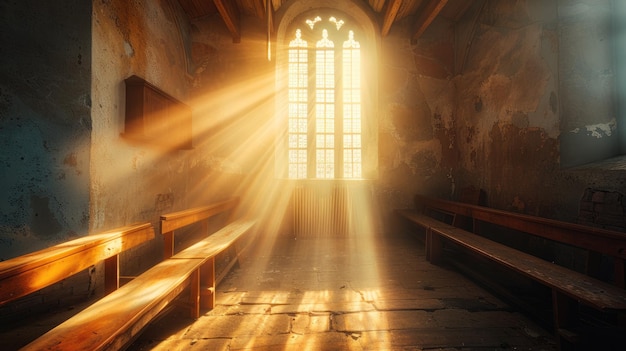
[307,47,316,179]
[335,46,343,179]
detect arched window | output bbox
[285,15,364,179]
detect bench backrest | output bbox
[415,194,626,287]
[160,197,240,258]
[0,222,155,306]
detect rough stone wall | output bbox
[0,0,92,260]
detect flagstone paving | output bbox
[128,233,556,350]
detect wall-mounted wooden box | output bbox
[123,75,192,150]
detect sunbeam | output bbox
[120,25,389,348]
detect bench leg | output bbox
[553,289,579,350]
[190,269,200,319]
[104,255,119,295]
[164,231,175,259]
[200,257,216,310]
[425,227,431,261]
[428,230,443,264]
[614,257,625,288]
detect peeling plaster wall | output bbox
[0,0,259,319]
[0,1,92,260]
[559,0,619,167]
[452,0,563,215]
[383,0,625,225]
[446,0,625,222]
[91,0,198,273]
[377,13,457,221]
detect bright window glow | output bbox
[343,30,362,178]
[287,19,362,179]
[288,29,309,179]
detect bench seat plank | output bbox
[0,223,154,306]
[172,219,256,260]
[160,198,239,233]
[395,209,456,231]
[430,226,626,311]
[20,257,204,351]
[415,194,626,260]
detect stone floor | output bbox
[127,232,556,350]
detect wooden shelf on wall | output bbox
[123,75,192,150]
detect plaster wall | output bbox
[559,0,620,167]
[376,11,457,221]
[451,0,564,215]
[450,0,625,221]
[90,0,265,273]
[382,0,625,225]
[91,0,191,231]
[0,0,92,260]
[90,0,201,275]
[0,0,256,320]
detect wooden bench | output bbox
[169,219,256,315]
[19,256,206,351]
[0,222,155,307]
[413,194,626,287]
[161,197,254,311]
[397,194,626,350]
[161,197,240,259]
[21,199,255,350]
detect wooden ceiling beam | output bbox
[370,0,387,13]
[411,0,448,41]
[252,0,265,20]
[213,0,241,43]
[259,0,273,33]
[451,0,474,22]
[381,0,403,37]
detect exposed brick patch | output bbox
[578,188,626,232]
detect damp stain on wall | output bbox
[30,195,62,238]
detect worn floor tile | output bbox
[125,234,556,350]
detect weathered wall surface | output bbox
[0,0,258,323]
[90,0,198,275]
[383,0,625,226]
[452,0,565,216]
[91,0,192,232]
[559,0,619,167]
[0,0,92,260]
[187,13,277,229]
[376,11,457,224]
[451,0,625,222]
